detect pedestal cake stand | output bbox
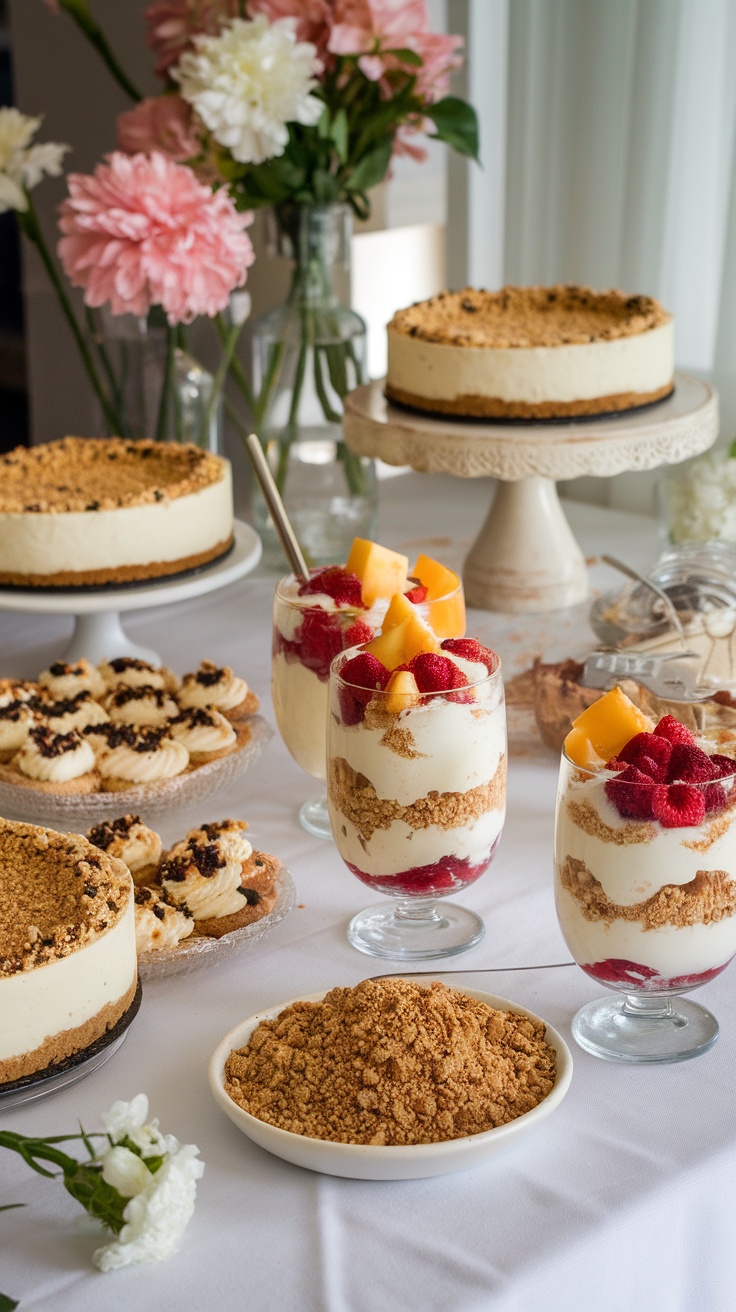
[0,519,261,665]
[343,373,718,613]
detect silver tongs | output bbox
[581,649,712,702]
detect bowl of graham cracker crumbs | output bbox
[208,978,572,1180]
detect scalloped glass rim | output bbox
[0,716,273,827]
[138,861,296,980]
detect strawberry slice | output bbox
[604,764,657,819]
[297,611,345,681]
[651,782,706,828]
[298,567,364,608]
[441,638,497,672]
[406,652,467,693]
[343,619,373,649]
[666,742,719,784]
[404,584,428,604]
[653,715,695,747]
[338,653,390,725]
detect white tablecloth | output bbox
[1,474,735,1312]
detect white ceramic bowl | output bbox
[208,986,573,1180]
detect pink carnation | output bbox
[144,0,239,79]
[116,96,201,162]
[58,151,254,324]
[330,0,463,103]
[42,0,60,13]
[246,0,336,60]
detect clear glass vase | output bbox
[95,308,222,451]
[250,203,377,569]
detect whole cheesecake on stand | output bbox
[0,437,234,588]
[385,284,674,420]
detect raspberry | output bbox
[666,742,719,784]
[704,782,728,814]
[619,732,672,772]
[404,584,428,604]
[338,653,390,725]
[711,754,736,777]
[440,638,497,672]
[406,652,467,693]
[605,764,657,820]
[296,611,344,681]
[630,754,668,783]
[653,715,695,747]
[651,782,706,828]
[298,566,364,608]
[342,619,373,649]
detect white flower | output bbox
[172,15,323,165]
[100,1093,171,1158]
[0,107,68,213]
[667,451,736,543]
[101,1146,152,1199]
[93,1143,205,1272]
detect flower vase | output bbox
[250,203,377,568]
[96,309,222,451]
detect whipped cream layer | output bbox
[555,886,736,977]
[272,655,328,779]
[0,896,136,1064]
[337,808,504,879]
[556,774,736,905]
[387,319,673,404]
[0,465,232,574]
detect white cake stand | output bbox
[0,520,261,665]
[343,373,719,613]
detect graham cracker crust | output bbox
[328,755,506,844]
[0,975,138,1085]
[0,534,234,588]
[384,382,674,420]
[558,855,736,930]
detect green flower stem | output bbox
[84,307,132,438]
[19,199,122,435]
[207,318,244,433]
[0,1130,126,1235]
[60,0,141,102]
[729,438,736,458]
[155,326,176,442]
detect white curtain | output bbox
[449,0,736,511]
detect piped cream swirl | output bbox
[15,727,96,782]
[134,886,194,952]
[179,661,248,712]
[161,834,250,919]
[167,708,236,755]
[105,686,179,727]
[38,659,105,700]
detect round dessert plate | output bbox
[0,980,142,1110]
[209,987,573,1181]
[0,715,272,828]
[139,861,296,981]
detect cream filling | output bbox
[0,897,136,1063]
[387,319,674,404]
[0,466,233,574]
[272,655,328,779]
[162,856,247,920]
[106,692,179,727]
[99,661,167,691]
[134,899,194,953]
[97,739,189,782]
[0,709,34,753]
[16,736,96,783]
[44,701,109,734]
[556,777,736,905]
[555,884,736,977]
[178,672,248,712]
[168,711,236,754]
[39,663,106,700]
[331,808,505,878]
[104,826,162,874]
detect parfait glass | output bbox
[554,749,736,1063]
[327,646,506,958]
[272,568,466,839]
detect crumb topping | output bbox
[160,840,226,882]
[388,285,670,348]
[106,686,173,709]
[26,724,84,758]
[87,814,143,851]
[0,437,225,514]
[224,979,556,1145]
[0,818,131,975]
[83,723,168,752]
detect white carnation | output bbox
[93,1143,205,1272]
[172,15,323,165]
[0,107,68,213]
[666,451,736,543]
[100,1093,172,1158]
[101,1145,152,1199]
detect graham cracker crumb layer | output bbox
[0,818,132,975]
[328,755,506,844]
[388,286,671,349]
[558,855,736,930]
[566,797,657,847]
[224,978,556,1145]
[0,978,137,1084]
[0,437,226,514]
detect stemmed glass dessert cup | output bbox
[554,746,736,1063]
[272,566,465,839]
[327,645,507,959]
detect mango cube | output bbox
[381,591,417,633]
[346,539,409,607]
[413,552,466,639]
[365,611,440,671]
[563,686,651,767]
[384,669,422,714]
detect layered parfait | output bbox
[327,602,506,899]
[272,538,465,781]
[555,686,736,991]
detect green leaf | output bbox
[383,47,424,66]
[63,1162,127,1235]
[346,138,393,192]
[330,109,349,164]
[425,96,480,161]
[729,438,736,458]
[0,1293,19,1311]
[0,1204,25,1213]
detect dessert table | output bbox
[1,472,735,1312]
